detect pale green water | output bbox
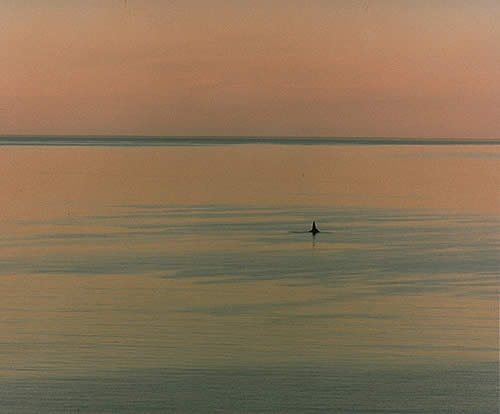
[0,140,498,413]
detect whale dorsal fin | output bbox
[310,221,320,234]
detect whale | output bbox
[309,221,320,235]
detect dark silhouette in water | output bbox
[309,221,320,235]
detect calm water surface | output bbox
[0,140,498,413]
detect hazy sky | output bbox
[1,1,499,137]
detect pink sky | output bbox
[1,1,499,137]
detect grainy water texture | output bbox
[0,138,498,413]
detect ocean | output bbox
[0,137,498,413]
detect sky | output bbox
[1,0,499,138]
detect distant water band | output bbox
[0,136,498,146]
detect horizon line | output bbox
[0,135,498,146]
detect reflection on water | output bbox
[0,143,498,413]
